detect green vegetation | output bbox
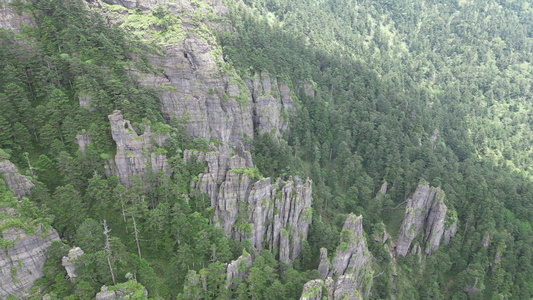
[1,0,533,299]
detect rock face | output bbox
[0,159,60,299]
[0,0,34,34]
[225,252,252,287]
[88,0,303,188]
[62,247,85,279]
[0,159,33,197]
[107,110,171,187]
[186,148,312,265]
[394,183,456,257]
[300,280,326,300]
[95,284,148,300]
[309,214,373,299]
[0,225,60,299]
[245,71,295,138]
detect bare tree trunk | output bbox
[102,220,116,285]
[132,215,142,260]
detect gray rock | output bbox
[300,280,325,300]
[0,0,34,33]
[108,110,171,187]
[225,252,252,287]
[95,283,148,300]
[62,247,84,279]
[0,226,60,299]
[95,286,116,300]
[395,183,454,257]
[314,214,373,299]
[481,232,490,248]
[188,148,312,265]
[317,248,330,279]
[444,221,457,245]
[245,71,295,139]
[0,159,33,197]
[76,132,91,152]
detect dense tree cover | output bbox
[220,0,533,298]
[1,0,533,299]
[1,1,314,298]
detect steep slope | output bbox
[394,182,457,258]
[301,214,373,299]
[0,157,60,299]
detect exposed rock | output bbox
[378,182,388,196]
[245,71,295,138]
[0,225,60,299]
[95,283,148,300]
[187,147,312,265]
[317,248,330,279]
[395,183,455,257]
[429,128,439,143]
[300,280,325,300]
[0,0,34,33]
[444,220,457,245]
[315,214,373,299]
[76,132,91,152]
[481,232,490,248]
[332,275,363,300]
[95,286,116,300]
[108,110,170,187]
[0,159,33,197]
[91,0,296,150]
[62,247,84,279]
[225,252,252,287]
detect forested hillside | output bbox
[0,0,532,299]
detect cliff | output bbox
[0,159,33,197]
[0,0,34,34]
[0,158,60,299]
[186,148,313,265]
[107,110,171,187]
[302,214,372,300]
[394,183,457,258]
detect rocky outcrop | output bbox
[76,132,91,152]
[186,148,312,265]
[311,214,373,299]
[0,0,34,34]
[95,283,148,300]
[0,158,60,299]
[300,280,326,300]
[245,71,295,138]
[225,252,252,287]
[107,110,171,187]
[62,247,84,279]
[394,183,456,257]
[0,159,33,197]
[0,225,60,299]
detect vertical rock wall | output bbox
[107,110,171,187]
[394,183,457,258]
[186,148,312,265]
[0,159,60,299]
[305,214,373,300]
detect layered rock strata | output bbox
[306,214,373,300]
[0,160,60,299]
[225,252,252,287]
[107,110,171,187]
[0,159,33,197]
[62,247,85,279]
[0,225,60,299]
[0,0,34,34]
[186,148,312,265]
[394,183,457,257]
[245,71,295,138]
